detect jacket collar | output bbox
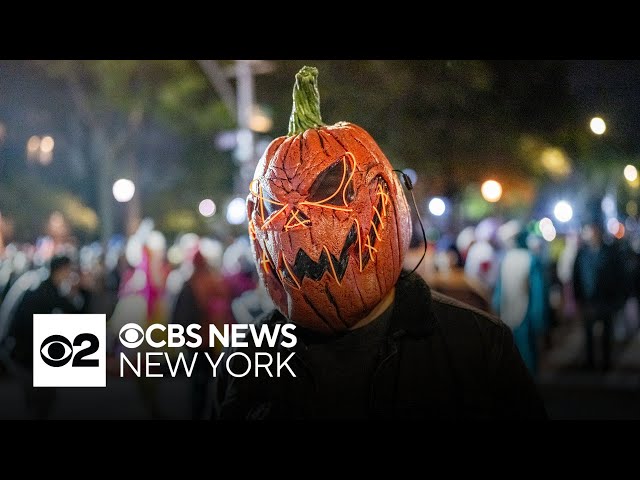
[388,271,436,337]
[269,270,436,340]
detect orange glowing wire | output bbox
[365,238,378,261]
[260,206,287,230]
[248,221,257,241]
[372,205,384,228]
[370,221,381,241]
[259,186,265,220]
[261,250,272,274]
[284,209,311,231]
[251,152,360,231]
[342,152,357,206]
[308,154,348,205]
[354,218,364,272]
[299,202,353,213]
[249,179,260,197]
[281,255,301,289]
[376,184,390,216]
[323,245,341,285]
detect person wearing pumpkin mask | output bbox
[213,67,547,420]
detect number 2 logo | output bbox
[40,333,100,368]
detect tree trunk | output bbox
[92,129,114,246]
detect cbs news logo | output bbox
[33,314,106,387]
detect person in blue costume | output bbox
[492,230,548,375]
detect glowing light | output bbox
[624,165,638,182]
[428,197,446,216]
[226,197,247,225]
[615,224,625,239]
[481,180,502,203]
[590,117,606,135]
[607,218,620,236]
[40,136,54,153]
[27,135,40,153]
[198,199,217,217]
[541,224,556,242]
[540,147,571,177]
[539,217,556,242]
[249,106,273,133]
[627,200,638,217]
[112,178,135,203]
[601,195,616,216]
[0,122,6,143]
[554,201,573,223]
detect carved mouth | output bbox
[279,223,357,287]
[264,176,390,289]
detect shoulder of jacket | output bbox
[430,290,505,331]
[252,308,285,327]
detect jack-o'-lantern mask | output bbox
[247,66,412,333]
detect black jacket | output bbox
[213,272,547,420]
[8,278,89,367]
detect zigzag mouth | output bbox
[279,223,358,288]
[267,176,389,289]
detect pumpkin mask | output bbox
[247,66,412,333]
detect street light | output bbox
[590,117,606,135]
[26,135,54,165]
[226,197,247,225]
[112,178,135,203]
[481,180,502,203]
[624,164,638,182]
[428,197,446,216]
[553,200,573,223]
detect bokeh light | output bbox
[27,135,40,153]
[40,136,54,153]
[112,179,135,203]
[481,180,503,203]
[554,201,573,223]
[624,164,638,182]
[539,217,556,242]
[198,199,216,217]
[428,197,446,216]
[226,197,247,225]
[590,116,606,135]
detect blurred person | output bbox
[222,237,258,300]
[572,222,626,372]
[492,230,548,375]
[426,244,491,312]
[557,232,579,321]
[214,66,546,420]
[231,282,275,324]
[3,254,90,419]
[465,218,501,290]
[172,250,232,419]
[108,231,170,419]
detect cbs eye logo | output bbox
[119,324,145,348]
[33,314,106,387]
[40,333,99,368]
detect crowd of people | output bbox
[1,207,639,418]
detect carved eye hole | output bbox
[261,187,281,218]
[307,157,355,205]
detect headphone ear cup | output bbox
[403,174,413,190]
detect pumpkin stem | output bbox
[287,66,325,136]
